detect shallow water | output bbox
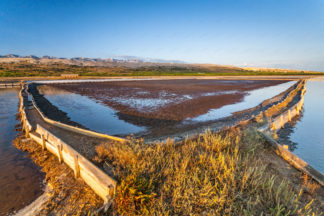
[40,81,296,137]
[191,81,296,121]
[288,81,324,174]
[40,90,146,136]
[0,89,44,215]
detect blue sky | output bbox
[0,0,324,71]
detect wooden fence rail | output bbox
[18,85,117,204]
[259,83,306,132]
[34,124,117,202]
[0,82,22,88]
[257,81,324,186]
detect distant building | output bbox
[60,74,79,79]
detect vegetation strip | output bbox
[1,60,323,77]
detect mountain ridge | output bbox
[0,54,322,73]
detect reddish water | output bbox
[0,89,44,216]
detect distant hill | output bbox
[0,54,323,77]
[0,54,186,68]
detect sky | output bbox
[0,0,324,71]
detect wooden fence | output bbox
[259,132,324,186]
[259,83,306,132]
[262,80,305,117]
[226,80,305,131]
[19,85,117,204]
[257,81,324,186]
[0,82,22,88]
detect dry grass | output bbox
[94,129,321,215]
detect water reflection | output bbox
[39,88,146,136]
[0,89,44,215]
[289,81,324,174]
[191,81,296,121]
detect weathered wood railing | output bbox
[0,82,22,88]
[18,85,118,204]
[259,82,306,132]
[32,124,117,202]
[257,81,324,186]
[227,80,305,131]
[261,80,305,117]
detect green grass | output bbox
[94,129,320,215]
[0,62,322,77]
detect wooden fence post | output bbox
[296,106,300,115]
[288,110,291,122]
[272,122,276,131]
[21,114,24,124]
[41,134,46,150]
[22,119,26,131]
[105,184,115,207]
[280,115,284,128]
[108,184,115,199]
[25,126,29,138]
[57,141,63,163]
[74,154,80,178]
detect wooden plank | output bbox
[78,157,116,202]
[73,154,80,178]
[258,132,324,186]
[41,134,46,150]
[57,141,63,163]
[31,124,116,202]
